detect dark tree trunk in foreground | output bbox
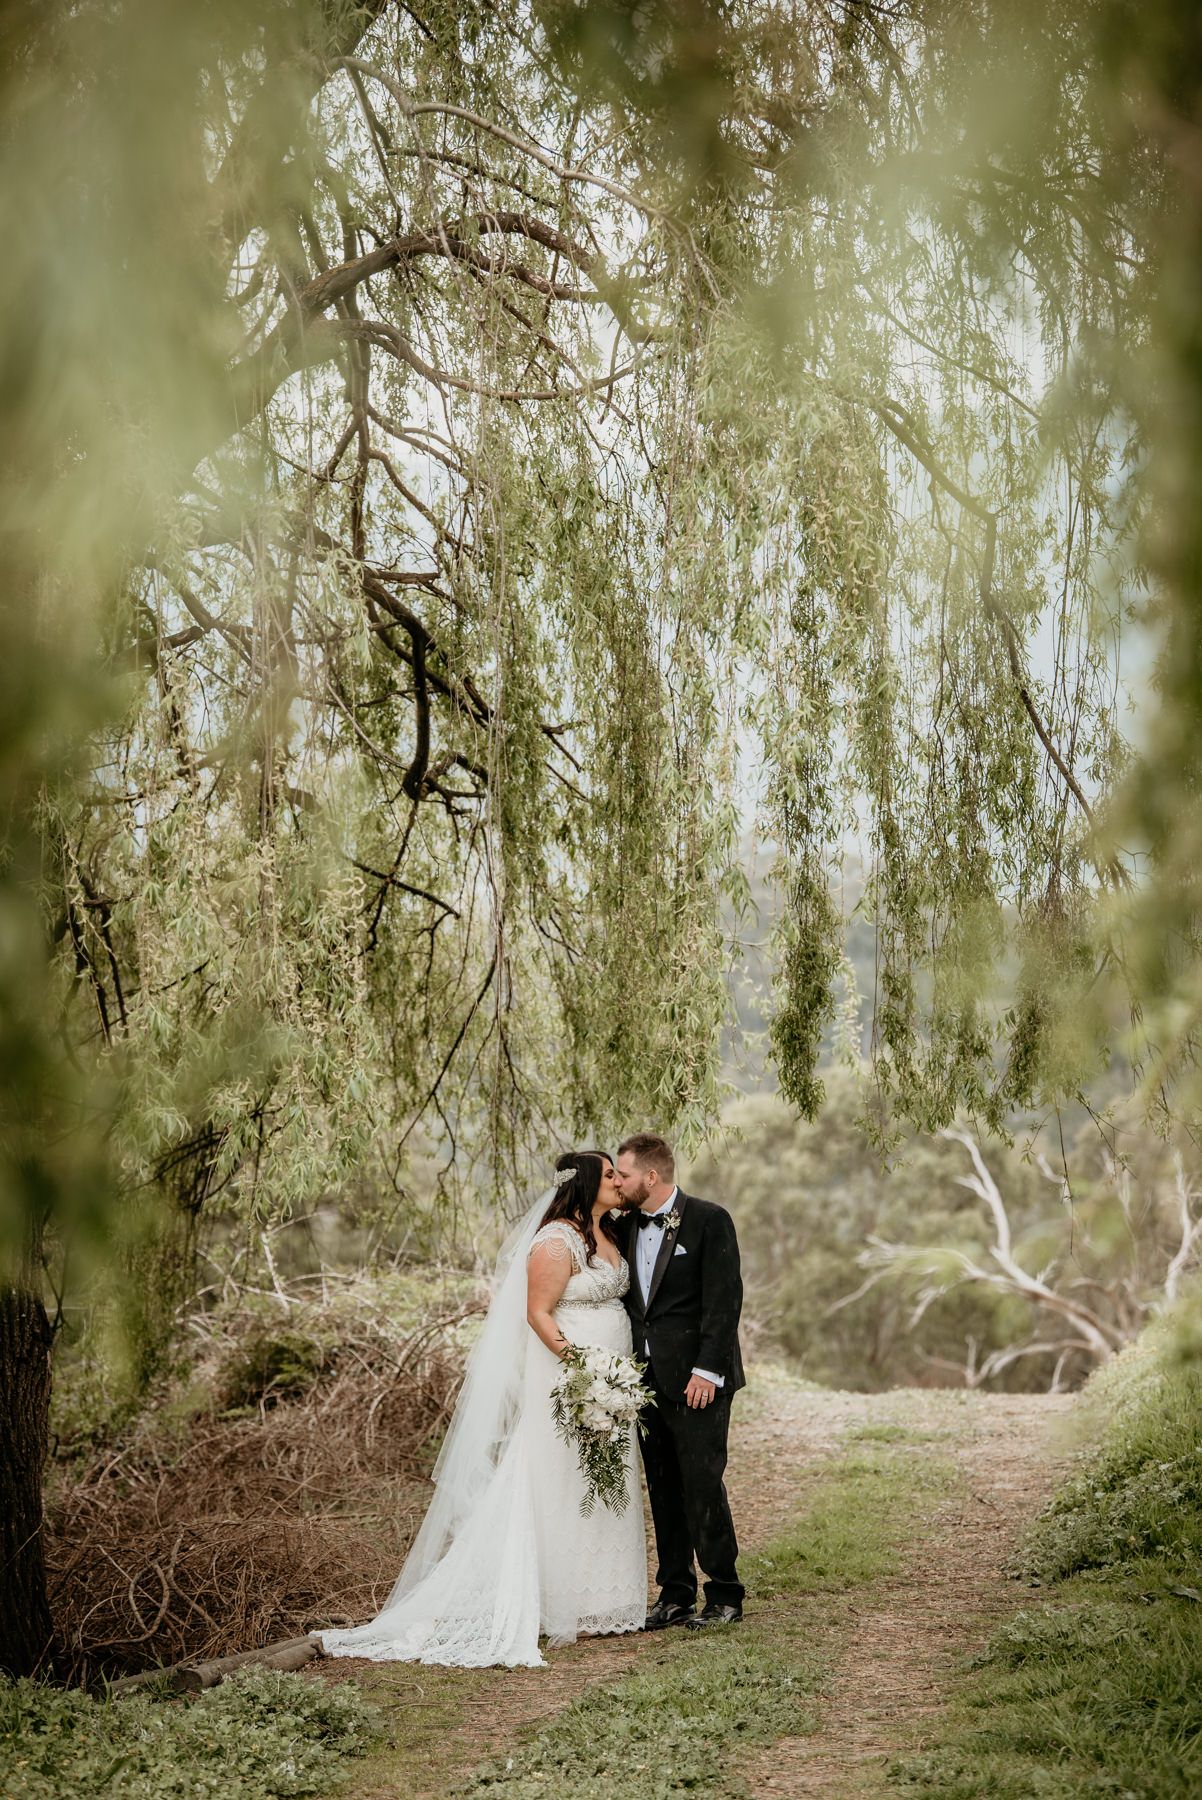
[0,1249,54,1678]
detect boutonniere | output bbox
[664,1209,682,1233]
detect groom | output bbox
[614,1132,745,1630]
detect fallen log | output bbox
[108,1633,322,1696]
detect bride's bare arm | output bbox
[526,1238,574,1357]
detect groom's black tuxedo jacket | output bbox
[620,1191,745,1401]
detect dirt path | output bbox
[321,1376,1072,1798]
[741,1384,1073,1797]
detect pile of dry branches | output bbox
[45,1284,477,1684]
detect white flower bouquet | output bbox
[550,1344,652,1515]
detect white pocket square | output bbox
[673,1244,687,1256]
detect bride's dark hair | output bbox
[538,1150,622,1262]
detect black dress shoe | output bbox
[684,1603,743,1630]
[643,1598,695,1631]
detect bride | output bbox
[318,1150,647,1667]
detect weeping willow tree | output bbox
[54,0,743,1317]
[2,0,1200,1674]
[549,0,1169,1140]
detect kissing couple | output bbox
[319,1133,745,1667]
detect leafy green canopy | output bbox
[558,0,1202,1144]
[1,0,1197,1274]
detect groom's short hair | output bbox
[617,1132,675,1182]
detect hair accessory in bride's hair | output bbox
[553,1164,576,1187]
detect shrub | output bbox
[1022,1317,1202,1583]
[216,1329,330,1411]
[45,1270,481,1682]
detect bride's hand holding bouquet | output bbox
[551,1344,652,1516]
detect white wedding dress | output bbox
[318,1215,646,1668]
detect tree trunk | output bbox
[0,1255,55,1678]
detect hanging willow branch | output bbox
[42,0,1173,1251]
[859,390,1129,889]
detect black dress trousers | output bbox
[638,1372,744,1611]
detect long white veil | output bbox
[383,1187,556,1605]
[318,1171,643,1668]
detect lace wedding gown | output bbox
[318,1221,646,1667]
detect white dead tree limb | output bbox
[828,1128,1129,1381]
[828,1127,1202,1387]
[915,1336,1088,1394]
[1163,1152,1202,1304]
[258,1229,293,1312]
[942,1128,1126,1364]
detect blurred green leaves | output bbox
[7,0,1202,1297]
[0,0,373,1282]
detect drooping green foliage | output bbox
[4,0,749,1321]
[5,0,1202,1300]
[9,0,1202,1703]
[552,0,1160,1132]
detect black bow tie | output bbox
[637,1212,669,1230]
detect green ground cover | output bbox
[890,1304,1202,1799]
[0,1665,382,1800]
[2,1384,974,1800]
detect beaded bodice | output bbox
[529,1221,630,1309]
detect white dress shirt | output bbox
[634,1188,724,1388]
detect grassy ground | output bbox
[888,1309,1202,1799]
[0,1665,381,1800]
[14,1351,1114,1800]
[338,1433,956,1800]
[6,1371,1084,1800]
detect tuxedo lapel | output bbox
[645,1193,687,1312]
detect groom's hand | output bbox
[684,1373,716,1409]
